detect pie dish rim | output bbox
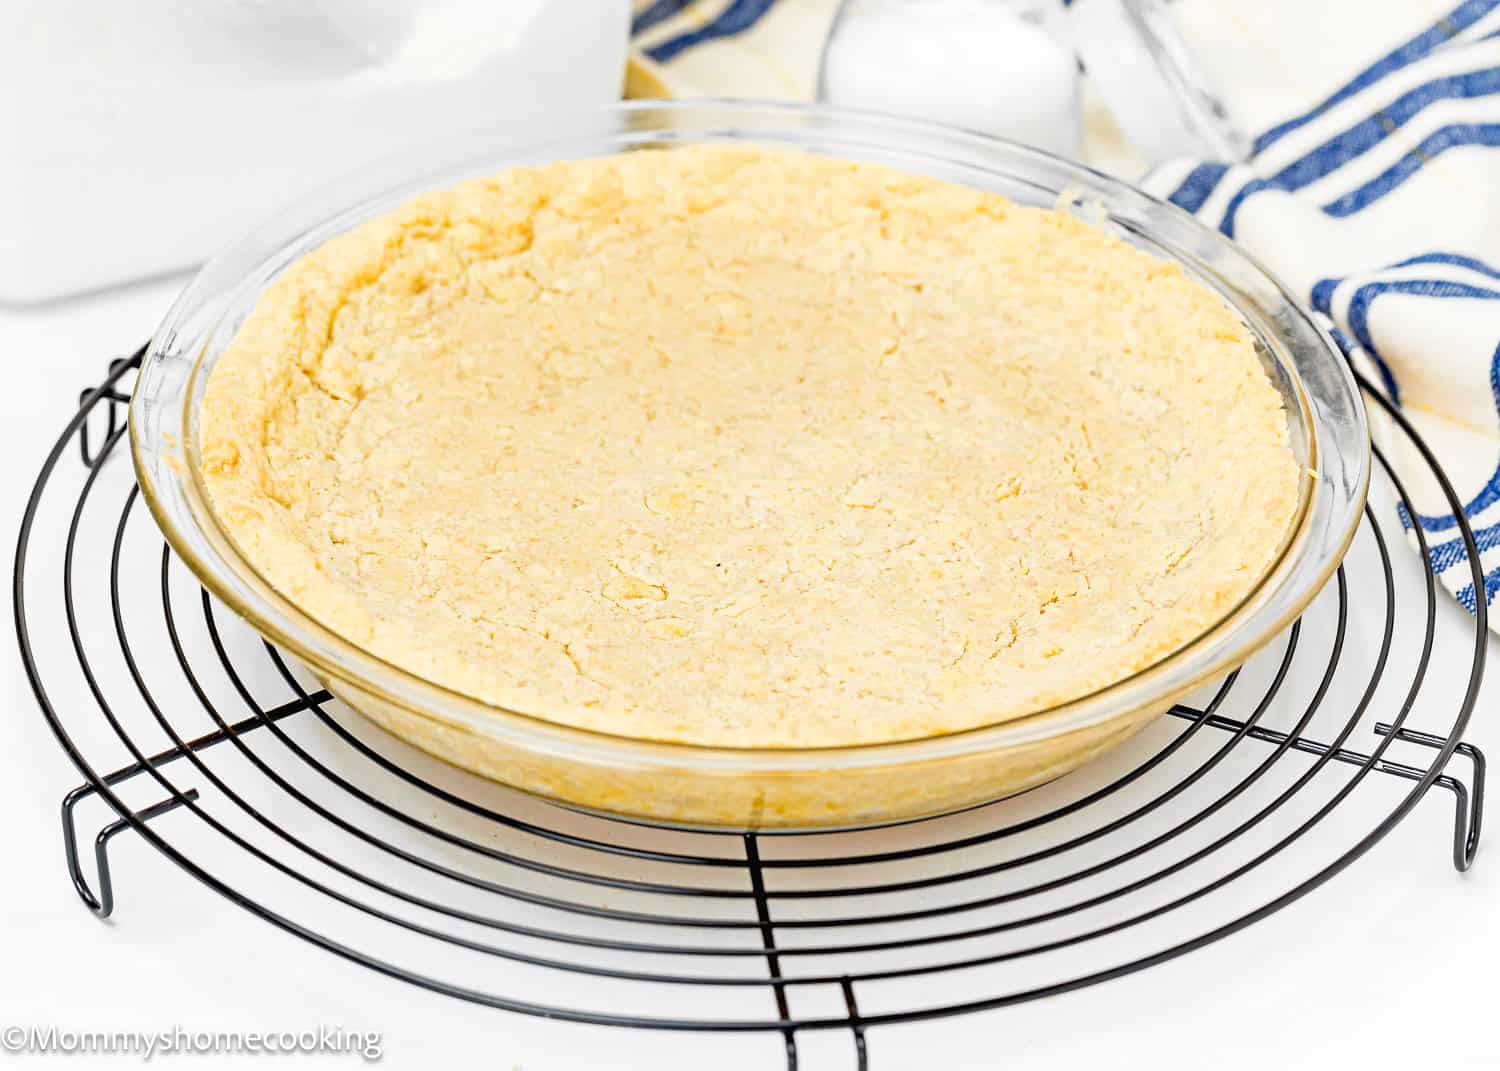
[126,100,1369,807]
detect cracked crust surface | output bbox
[199,145,1300,748]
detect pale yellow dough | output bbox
[200,145,1300,748]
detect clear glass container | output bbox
[818,0,1249,171]
[819,0,1082,157]
[130,100,1369,829]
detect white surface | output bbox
[1,271,1497,1070]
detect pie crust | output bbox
[199,145,1300,749]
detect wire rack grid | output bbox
[13,349,1487,1070]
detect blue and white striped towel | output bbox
[1143,0,1500,627]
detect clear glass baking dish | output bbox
[131,100,1369,829]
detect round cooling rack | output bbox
[14,349,1488,1069]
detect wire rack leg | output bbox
[62,787,200,918]
[1171,706,1485,871]
[1374,724,1486,870]
[75,354,139,468]
[56,690,327,917]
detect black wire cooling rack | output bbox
[14,348,1488,1069]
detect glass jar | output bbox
[818,0,1082,158]
[818,0,1249,172]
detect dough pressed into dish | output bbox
[199,145,1300,748]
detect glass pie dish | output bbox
[130,100,1369,829]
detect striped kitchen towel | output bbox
[1143,0,1500,627]
[630,0,1500,629]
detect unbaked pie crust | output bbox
[200,145,1299,749]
